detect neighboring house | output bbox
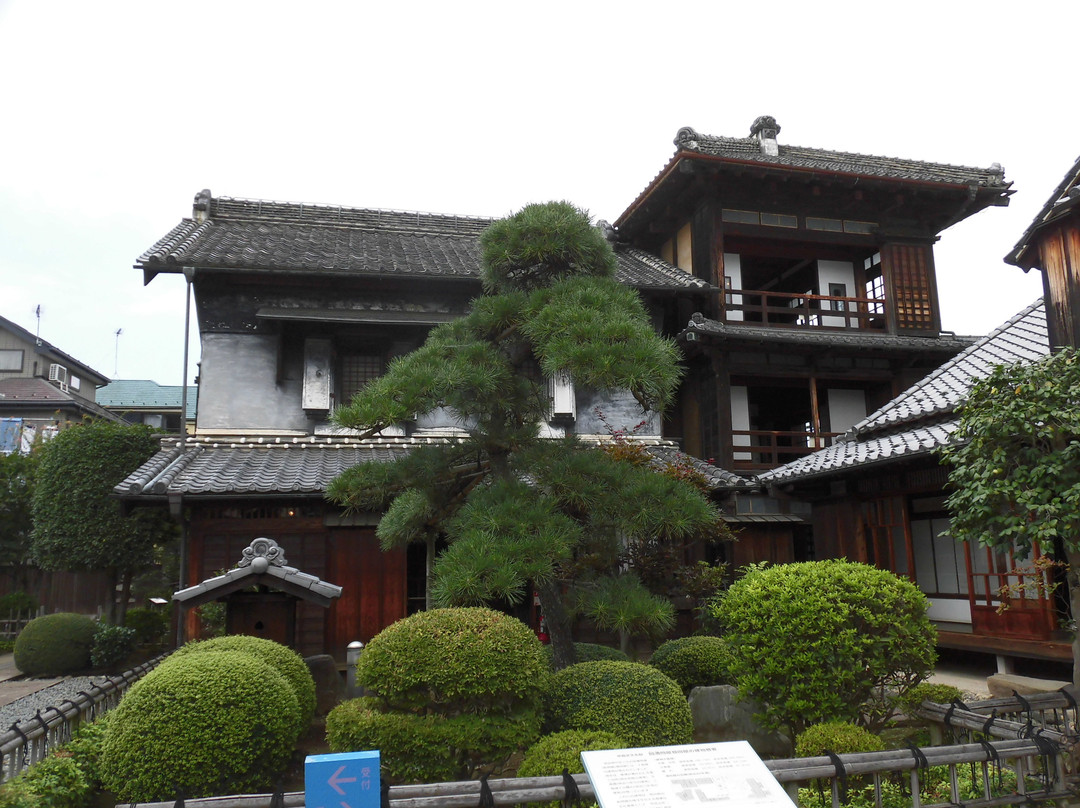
[0,313,119,454]
[117,118,1013,660]
[615,116,1008,568]
[98,379,198,434]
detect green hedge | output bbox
[99,650,302,801]
[14,613,96,676]
[795,722,886,758]
[172,635,317,722]
[545,661,692,747]
[327,697,542,784]
[518,729,628,777]
[648,636,732,694]
[357,607,548,714]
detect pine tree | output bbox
[328,201,724,668]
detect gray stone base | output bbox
[987,672,1071,698]
[688,685,790,758]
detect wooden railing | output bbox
[0,653,167,782]
[723,288,886,331]
[732,429,841,470]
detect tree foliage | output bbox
[0,449,38,587]
[709,560,936,740]
[939,347,1080,682]
[30,420,172,622]
[329,201,726,668]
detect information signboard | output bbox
[305,750,380,808]
[582,740,795,808]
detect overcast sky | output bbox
[1,2,1073,387]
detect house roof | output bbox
[615,117,1012,234]
[0,378,122,422]
[758,299,1049,484]
[136,192,713,294]
[116,433,751,500]
[1005,154,1080,270]
[0,314,110,386]
[97,379,198,420]
[681,315,977,355]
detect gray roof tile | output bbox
[759,300,1048,484]
[137,195,711,292]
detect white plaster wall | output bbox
[826,388,867,436]
[926,598,973,625]
[676,223,693,274]
[817,260,856,327]
[730,385,751,461]
[723,253,743,321]
[198,333,307,431]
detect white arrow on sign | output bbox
[329,766,358,796]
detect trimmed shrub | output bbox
[710,560,936,738]
[518,729,628,777]
[896,682,964,710]
[100,650,302,801]
[327,697,542,784]
[795,722,886,758]
[90,624,137,670]
[357,607,548,713]
[543,642,629,666]
[649,636,732,694]
[0,719,110,808]
[545,661,692,747]
[330,608,546,783]
[172,635,317,722]
[124,607,169,646]
[13,613,96,676]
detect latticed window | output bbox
[339,353,383,404]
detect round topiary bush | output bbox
[99,650,302,801]
[357,607,548,713]
[545,660,692,747]
[649,636,732,694]
[327,696,542,784]
[710,560,936,738]
[14,612,96,676]
[171,635,317,722]
[795,722,886,758]
[518,729,628,777]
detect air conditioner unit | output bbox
[48,364,69,392]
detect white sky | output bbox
[0,1,1073,387]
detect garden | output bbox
[0,559,1061,808]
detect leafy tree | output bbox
[328,201,724,669]
[0,449,39,591]
[31,420,173,624]
[710,560,936,740]
[939,347,1080,683]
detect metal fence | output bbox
[0,653,166,782]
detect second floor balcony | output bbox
[722,288,886,331]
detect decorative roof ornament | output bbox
[749,116,781,157]
[674,126,700,149]
[596,220,617,243]
[238,537,288,571]
[193,188,212,222]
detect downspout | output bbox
[175,266,195,647]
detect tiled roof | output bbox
[1005,154,1080,269]
[682,316,976,354]
[0,378,121,421]
[759,299,1048,484]
[97,380,198,420]
[136,194,712,292]
[116,433,750,499]
[671,126,1010,188]
[645,442,755,490]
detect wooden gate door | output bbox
[226,592,297,647]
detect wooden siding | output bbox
[883,243,940,334]
[1038,223,1080,350]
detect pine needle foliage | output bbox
[329,202,724,668]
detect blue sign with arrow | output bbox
[305,750,380,808]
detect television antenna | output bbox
[114,328,123,377]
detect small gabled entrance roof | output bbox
[173,537,342,608]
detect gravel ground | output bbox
[0,677,114,729]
